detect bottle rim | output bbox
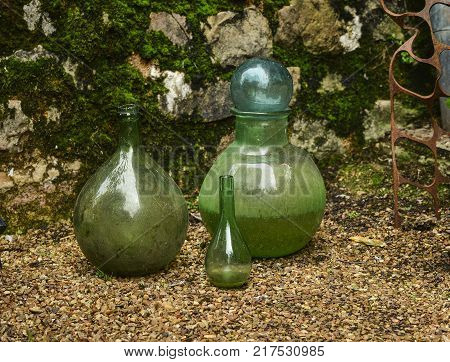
[219,175,234,182]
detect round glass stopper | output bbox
[231,57,293,113]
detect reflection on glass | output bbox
[205,176,252,288]
[199,58,326,258]
[74,105,188,276]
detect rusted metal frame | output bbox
[380,0,450,226]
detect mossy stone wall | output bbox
[0,0,431,232]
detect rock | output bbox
[373,17,404,42]
[46,168,60,181]
[129,55,232,122]
[363,100,391,142]
[275,0,345,55]
[402,128,450,151]
[0,172,14,191]
[23,0,41,31]
[41,13,56,36]
[162,77,232,122]
[186,80,233,122]
[11,169,33,186]
[2,45,58,62]
[290,115,345,159]
[64,160,82,173]
[23,0,56,36]
[363,100,420,141]
[203,7,272,67]
[363,0,381,15]
[130,57,189,114]
[32,159,48,183]
[128,53,161,79]
[45,107,61,123]
[63,58,79,86]
[160,71,192,115]
[0,100,33,152]
[339,7,363,53]
[317,73,345,94]
[29,307,44,314]
[149,12,192,47]
[287,67,301,105]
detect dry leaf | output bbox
[350,236,386,247]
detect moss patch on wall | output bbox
[0,0,434,232]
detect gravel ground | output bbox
[1,184,449,342]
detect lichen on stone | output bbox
[275,0,345,54]
[290,113,345,159]
[317,73,345,95]
[0,0,434,232]
[149,12,192,47]
[160,71,193,114]
[203,6,273,66]
[0,100,34,153]
[363,100,422,142]
[23,0,56,36]
[339,6,362,53]
[23,0,42,32]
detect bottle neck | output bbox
[219,176,236,221]
[119,116,140,147]
[234,115,289,147]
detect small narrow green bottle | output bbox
[205,176,252,288]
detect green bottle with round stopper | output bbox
[205,176,252,288]
[74,104,188,276]
[199,58,326,258]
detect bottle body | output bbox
[205,176,251,288]
[74,106,188,276]
[199,117,326,258]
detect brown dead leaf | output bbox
[350,236,386,247]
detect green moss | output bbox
[347,210,361,219]
[0,0,434,231]
[0,192,71,235]
[337,162,388,195]
[0,1,44,56]
[276,40,389,142]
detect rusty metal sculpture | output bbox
[0,217,6,269]
[380,0,450,227]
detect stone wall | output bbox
[0,0,431,231]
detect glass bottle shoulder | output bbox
[214,141,315,167]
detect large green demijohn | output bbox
[199,58,326,258]
[74,104,188,276]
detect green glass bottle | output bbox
[205,176,251,288]
[199,58,326,258]
[74,104,188,276]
